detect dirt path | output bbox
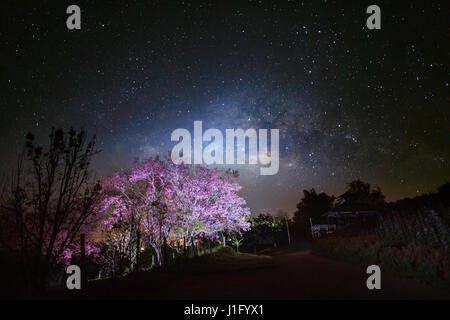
[79,243,449,300]
[162,244,450,300]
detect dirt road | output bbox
[100,243,447,300]
[164,249,448,300]
[77,242,450,300]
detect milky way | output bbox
[2,1,449,215]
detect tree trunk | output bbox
[150,243,161,266]
[80,233,87,290]
[136,230,141,271]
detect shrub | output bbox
[313,209,450,287]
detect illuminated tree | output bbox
[97,157,250,271]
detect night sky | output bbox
[2,1,449,216]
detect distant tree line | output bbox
[237,179,450,252]
[292,179,450,239]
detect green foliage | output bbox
[243,214,284,249]
[229,234,243,252]
[163,245,274,274]
[214,246,236,256]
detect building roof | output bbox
[323,202,378,217]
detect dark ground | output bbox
[60,241,450,300]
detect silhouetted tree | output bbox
[346,179,385,205]
[294,189,335,220]
[387,181,450,223]
[0,128,101,296]
[346,180,371,203]
[371,187,385,205]
[437,182,450,207]
[293,189,334,239]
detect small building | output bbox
[309,192,381,238]
[322,192,379,228]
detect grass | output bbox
[58,246,274,299]
[165,246,274,274]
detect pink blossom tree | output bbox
[97,157,250,271]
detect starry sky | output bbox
[1,1,449,216]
